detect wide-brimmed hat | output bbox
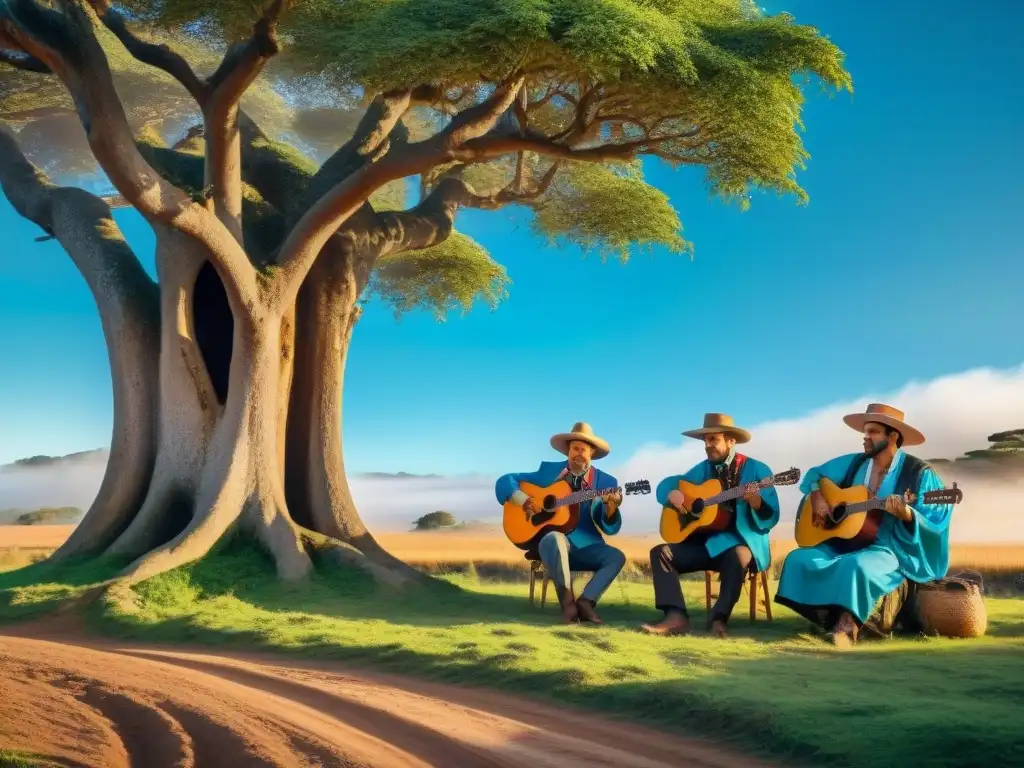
[843,403,925,446]
[682,413,751,444]
[550,422,610,460]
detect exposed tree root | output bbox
[296,527,415,590]
[105,464,182,558]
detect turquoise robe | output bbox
[654,452,780,573]
[775,449,954,624]
[495,461,622,550]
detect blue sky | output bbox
[2,0,1022,476]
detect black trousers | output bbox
[649,540,752,624]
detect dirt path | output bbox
[0,624,768,768]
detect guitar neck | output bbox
[557,485,619,508]
[841,490,945,514]
[702,476,774,507]
[843,498,887,514]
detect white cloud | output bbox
[610,365,1024,541]
[2,365,1022,541]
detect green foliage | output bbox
[283,0,851,206]
[369,179,408,212]
[1,0,852,318]
[0,15,292,169]
[370,231,511,320]
[532,160,689,260]
[413,511,458,530]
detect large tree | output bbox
[0,0,851,586]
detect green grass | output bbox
[0,750,58,767]
[2,538,1023,768]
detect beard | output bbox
[863,438,888,456]
[706,448,727,463]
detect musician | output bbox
[641,414,780,638]
[494,422,626,624]
[774,404,955,647]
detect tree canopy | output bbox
[1,0,852,321]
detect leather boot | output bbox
[555,585,579,623]
[576,597,603,625]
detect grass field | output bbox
[0,750,56,768]
[6,525,1024,591]
[1,530,1023,768]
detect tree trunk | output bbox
[46,230,424,588]
[285,240,427,582]
[1,126,425,589]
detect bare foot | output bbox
[826,611,858,648]
[709,619,728,638]
[576,598,604,625]
[640,610,690,636]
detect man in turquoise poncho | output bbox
[774,403,955,647]
[641,414,780,638]
[495,422,626,624]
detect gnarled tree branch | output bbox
[203,0,287,241]
[460,130,702,164]
[0,124,160,556]
[372,162,560,256]
[1,0,260,309]
[442,74,526,148]
[271,73,532,311]
[87,0,207,103]
[0,41,47,71]
[305,88,413,208]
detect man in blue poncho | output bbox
[774,404,955,647]
[495,422,626,624]
[641,413,780,638]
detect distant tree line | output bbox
[929,429,1024,472]
[413,511,458,530]
[0,507,84,526]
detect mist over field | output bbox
[2,365,1022,540]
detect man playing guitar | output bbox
[642,413,780,638]
[494,422,626,624]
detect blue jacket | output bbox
[655,455,780,572]
[495,460,622,549]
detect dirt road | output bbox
[0,626,766,768]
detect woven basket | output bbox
[915,576,987,638]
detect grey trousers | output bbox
[538,531,627,603]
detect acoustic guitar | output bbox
[659,467,802,545]
[794,477,964,552]
[503,478,651,549]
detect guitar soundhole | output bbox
[827,504,847,528]
[542,494,557,512]
[690,498,705,517]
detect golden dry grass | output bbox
[3,525,1021,583]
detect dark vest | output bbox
[840,451,929,497]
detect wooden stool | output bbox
[704,567,773,622]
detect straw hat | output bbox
[550,422,610,460]
[682,413,751,444]
[843,403,925,446]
